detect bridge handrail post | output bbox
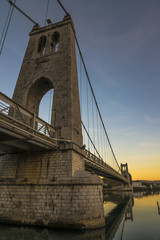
[44,124,47,136]
[32,112,36,129]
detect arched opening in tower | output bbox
[26,77,55,125]
[50,31,60,52]
[38,36,47,55]
[39,88,54,124]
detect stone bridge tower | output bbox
[12,15,82,147]
[0,15,105,229]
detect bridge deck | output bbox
[84,149,128,184]
[0,92,128,184]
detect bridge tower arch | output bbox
[26,77,54,117]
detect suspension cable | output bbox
[57,0,69,15]
[92,95,95,154]
[0,3,12,45]
[96,107,100,155]
[57,0,121,171]
[0,0,16,54]
[75,36,121,171]
[80,56,82,116]
[2,0,38,55]
[44,0,50,26]
[6,0,38,25]
[81,121,101,159]
[86,74,90,150]
[56,0,121,170]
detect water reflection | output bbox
[0,225,105,240]
[157,201,160,215]
[134,190,160,199]
[1,192,160,240]
[105,193,133,240]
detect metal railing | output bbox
[84,149,128,183]
[0,92,56,143]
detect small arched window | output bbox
[50,31,60,52]
[38,36,47,55]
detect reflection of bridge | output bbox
[0,0,132,230]
[157,202,160,215]
[105,195,133,240]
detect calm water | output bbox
[0,191,160,240]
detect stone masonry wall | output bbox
[0,183,104,229]
[0,151,70,184]
[0,147,85,184]
[0,149,105,229]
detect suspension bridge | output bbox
[0,0,132,230]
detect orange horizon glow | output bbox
[130,168,160,181]
[118,153,160,181]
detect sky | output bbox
[0,0,160,180]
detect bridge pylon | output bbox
[0,15,105,229]
[121,163,133,190]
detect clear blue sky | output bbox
[0,0,160,180]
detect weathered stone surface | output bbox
[0,183,104,229]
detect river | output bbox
[0,191,160,240]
